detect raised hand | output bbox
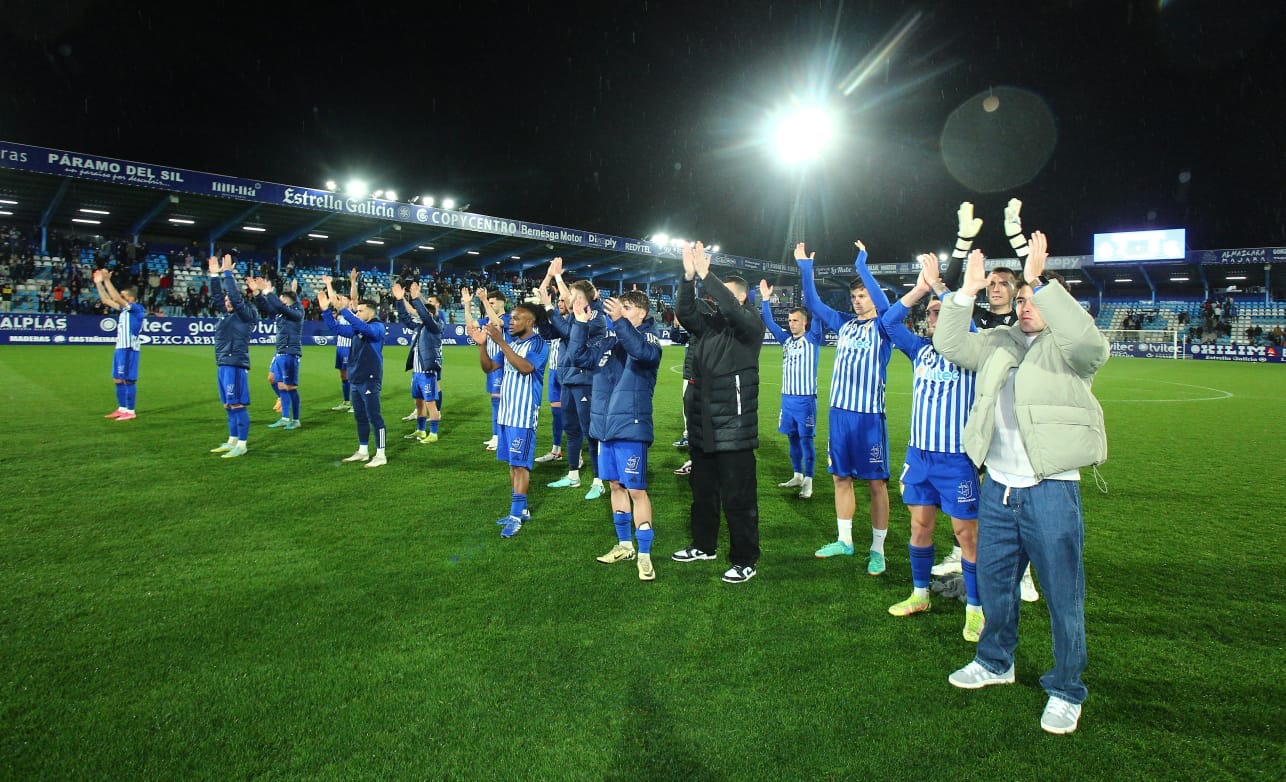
[549,257,564,277]
[208,256,220,274]
[573,296,593,322]
[1004,198,1024,236]
[484,320,504,342]
[409,281,421,300]
[467,324,487,345]
[958,202,983,239]
[918,254,942,286]
[220,254,234,273]
[1025,230,1048,284]
[602,297,623,321]
[962,249,987,295]
[759,279,772,301]
[460,286,472,302]
[793,242,813,262]
[321,275,332,285]
[682,244,696,279]
[693,241,711,278]
[316,289,330,310]
[290,279,298,293]
[854,240,867,254]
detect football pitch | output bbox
[1,345,1281,780]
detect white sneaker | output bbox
[637,553,655,581]
[1040,696,1082,734]
[220,443,247,459]
[402,410,418,421]
[342,450,370,463]
[331,402,350,411]
[484,435,498,451]
[948,660,1015,689]
[931,548,963,577]
[778,474,804,488]
[1021,566,1040,602]
[534,450,562,463]
[799,477,813,499]
[364,452,387,468]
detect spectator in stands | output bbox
[1272,325,1284,346]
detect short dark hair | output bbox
[359,298,379,310]
[789,306,811,323]
[849,279,868,292]
[513,302,545,326]
[619,290,650,311]
[990,267,1018,282]
[570,280,597,300]
[724,275,747,295]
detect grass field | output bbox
[1,344,1282,780]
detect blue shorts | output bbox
[548,378,562,404]
[598,439,648,490]
[777,394,816,437]
[497,424,536,470]
[217,366,251,407]
[411,371,439,401]
[112,348,140,382]
[270,354,300,386]
[898,445,980,520]
[827,409,889,480]
[334,348,350,371]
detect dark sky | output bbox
[3,0,1283,264]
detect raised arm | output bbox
[794,242,847,332]
[410,293,442,334]
[220,256,256,322]
[881,268,932,358]
[691,242,761,344]
[92,269,123,311]
[340,308,381,340]
[932,249,991,371]
[943,202,983,289]
[258,283,303,321]
[485,320,537,375]
[1024,231,1108,377]
[853,241,890,314]
[758,280,788,342]
[603,298,661,368]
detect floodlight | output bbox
[422,196,434,207]
[80,208,110,215]
[511,256,521,260]
[711,245,720,253]
[938,252,948,261]
[168,218,196,225]
[1226,276,1247,281]
[366,239,385,245]
[1113,278,1132,283]
[325,180,337,191]
[0,210,12,216]
[372,189,384,199]
[466,250,480,255]
[442,198,456,210]
[771,104,836,166]
[418,245,435,251]
[651,233,669,245]
[307,233,328,239]
[72,218,101,225]
[243,226,266,232]
[0,199,18,205]
[385,190,397,201]
[345,180,368,198]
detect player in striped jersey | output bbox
[392,280,443,443]
[321,276,353,411]
[472,303,549,539]
[882,257,984,641]
[93,268,145,421]
[759,279,824,498]
[796,241,895,576]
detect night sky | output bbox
[3,0,1283,265]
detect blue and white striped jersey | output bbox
[908,344,974,453]
[116,302,145,350]
[760,299,823,396]
[334,311,352,351]
[830,318,891,413]
[497,333,549,429]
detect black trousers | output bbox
[689,446,760,567]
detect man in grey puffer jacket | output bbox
[933,232,1108,736]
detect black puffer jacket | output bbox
[677,271,763,452]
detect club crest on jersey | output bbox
[625,454,641,474]
[510,438,525,453]
[957,480,977,501]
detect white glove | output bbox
[1003,198,1024,237]
[957,202,982,240]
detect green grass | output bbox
[1,345,1282,780]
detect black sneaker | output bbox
[721,564,757,583]
[671,546,716,562]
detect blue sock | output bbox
[436,390,443,413]
[613,511,632,543]
[491,397,500,436]
[226,409,237,437]
[288,389,300,420]
[510,493,527,519]
[429,418,439,434]
[909,543,935,589]
[115,384,127,408]
[635,523,654,554]
[551,407,564,448]
[787,433,803,473]
[124,383,136,410]
[802,437,816,474]
[234,408,250,440]
[962,557,980,607]
[416,416,426,433]
[342,380,351,402]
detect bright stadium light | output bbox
[346,179,368,198]
[651,232,669,245]
[325,180,337,191]
[442,198,456,210]
[0,198,18,205]
[770,103,837,166]
[418,245,435,251]
[1113,278,1132,283]
[168,218,196,225]
[1227,275,1247,281]
[80,208,111,215]
[466,250,480,256]
[372,189,384,199]
[243,226,266,232]
[72,218,101,225]
[711,245,721,253]
[422,195,434,207]
[366,239,385,245]
[938,252,948,261]
[385,190,397,201]
[0,210,13,216]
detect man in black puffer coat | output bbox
[671,241,764,583]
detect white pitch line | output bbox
[1100,380,1234,403]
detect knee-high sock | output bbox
[909,543,935,589]
[551,407,564,449]
[510,493,527,519]
[115,384,127,408]
[801,436,816,474]
[124,382,137,411]
[787,433,803,473]
[226,408,237,437]
[635,523,654,554]
[233,408,250,441]
[288,389,300,420]
[613,511,632,543]
[962,557,980,607]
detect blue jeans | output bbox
[974,476,1088,705]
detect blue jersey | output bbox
[326,309,385,383]
[798,249,892,414]
[257,291,304,356]
[116,302,145,351]
[760,298,822,396]
[210,272,257,369]
[496,332,548,429]
[883,301,975,454]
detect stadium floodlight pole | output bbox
[207,204,259,257]
[39,177,72,255]
[1196,264,1210,301]
[128,195,173,242]
[1138,264,1157,304]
